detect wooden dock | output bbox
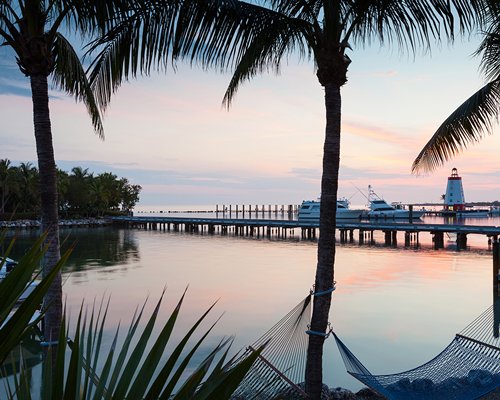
[110,216,500,249]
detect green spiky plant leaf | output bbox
[4,283,261,399]
[0,233,69,365]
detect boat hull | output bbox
[298,200,364,221]
[367,210,426,219]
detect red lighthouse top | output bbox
[448,167,461,180]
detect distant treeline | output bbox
[0,159,141,219]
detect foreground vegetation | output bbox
[0,160,141,218]
[0,237,260,399]
[0,0,497,398]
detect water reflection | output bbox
[494,292,500,338]
[0,225,497,393]
[5,227,139,274]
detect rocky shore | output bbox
[0,218,112,229]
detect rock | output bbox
[386,377,411,392]
[355,387,386,399]
[437,376,466,392]
[468,370,494,387]
[329,387,357,399]
[478,388,500,399]
[412,378,435,392]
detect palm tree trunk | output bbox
[30,74,62,342]
[305,82,341,399]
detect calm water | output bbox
[2,212,499,393]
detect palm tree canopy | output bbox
[412,1,500,173]
[88,0,485,109]
[0,0,132,137]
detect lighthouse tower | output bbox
[444,168,465,211]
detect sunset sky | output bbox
[1,29,498,208]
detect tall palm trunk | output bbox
[305,82,341,399]
[30,74,62,342]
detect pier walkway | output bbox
[110,216,500,249]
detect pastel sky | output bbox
[1,30,499,208]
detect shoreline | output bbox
[0,218,112,230]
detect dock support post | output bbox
[391,231,397,246]
[433,232,444,249]
[359,230,364,244]
[405,231,411,247]
[457,233,467,250]
[494,240,500,295]
[384,231,391,246]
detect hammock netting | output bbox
[231,295,311,399]
[233,293,500,400]
[334,304,500,400]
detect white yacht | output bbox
[367,186,425,220]
[1,257,39,302]
[0,257,18,279]
[298,198,364,221]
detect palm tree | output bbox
[15,162,39,213]
[0,0,121,341]
[88,1,484,397]
[0,159,15,214]
[412,2,499,173]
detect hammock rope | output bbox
[232,292,500,400]
[333,305,500,400]
[231,295,311,399]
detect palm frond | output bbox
[86,0,182,111]
[222,14,313,106]
[412,79,500,173]
[52,32,104,138]
[47,0,132,37]
[346,0,484,54]
[477,12,500,82]
[87,0,302,110]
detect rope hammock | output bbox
[233,293,500,400]
[231,295,311,399]
[334,304,500,400]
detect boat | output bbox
[298,198,364,221]
[455,208,490,218]
[490,206,500,216]
[367,186,425,220]
[0,256,17,279]
[1,257,39,302]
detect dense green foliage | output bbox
[0,160,141,218]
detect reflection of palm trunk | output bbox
[31,74,62,342]
[306,83,341,399]
[494,292,500,338]
[495,243,500,338]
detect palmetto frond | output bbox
[0,235,67,365]
[412,79,500,173]
[6,287,262,400]
[52,32,104,138]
